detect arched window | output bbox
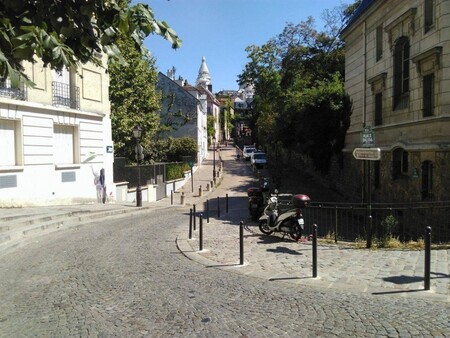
[392,148,408,179]
[421,161,433,200]
[393,37,410,110]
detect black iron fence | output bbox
[52,81,80,109]
[0,79,27,100]
[303,201,450,244]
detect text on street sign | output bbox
[353,147,381,161]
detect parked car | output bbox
[251,152,267,168]
[243,147,256,161]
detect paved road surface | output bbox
[0,208,449,337]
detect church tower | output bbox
[196,56,212,91]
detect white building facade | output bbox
[0,58,114,206]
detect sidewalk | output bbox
[175,143,450,303]
[0,143,449,302]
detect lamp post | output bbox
[212,135,216,181]
[133,125,142,207]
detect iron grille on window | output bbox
[0,79,27,100]
[52,81,80,109]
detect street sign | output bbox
[360,126,375,147]
[353,147,381,161]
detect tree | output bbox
[238,1,359,173]
[109,33,161,163]
[0,0,181,86]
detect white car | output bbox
[251,152,267,168]
[243,147,256,161]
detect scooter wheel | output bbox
[290,224,302,242]
[259,220,273,235]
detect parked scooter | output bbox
[247,187,265,220]
[259,193,311,241]
[247,177,271,220]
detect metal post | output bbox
[191,167,194,193]
[189,208,193,239]
[226,193,229,213]
[193,204,196,231]
[199,214,203,251]
[334,206,338,243]
[312,224,318,278]
[424,226,431,290]
[217,196,220,218]
[136,139,142,207]
[366,160,372,248]
[171,190,173,205]
[180,192,185,205]
[206,199,210,223]
[213,141,216,180]
[239,221,244,265]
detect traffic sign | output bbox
[360,126,375,147]
[353,147,381,161]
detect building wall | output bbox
[157,73,207,164]
[340,0,450,202]
[0,57,113,206]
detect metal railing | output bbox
[52,81,80,109]
[0,79,27,100]
[303,201,450,244]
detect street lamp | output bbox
[133,125,142,207]
[212,135,216,182]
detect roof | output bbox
[341,0,378,35]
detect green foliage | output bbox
[150,137,197,163]
[238,2,357,174]
[378,215,399,247]
[0,0,181,86]
[207,115,216,142]
[166,163,189,181]
[109,33,161,162]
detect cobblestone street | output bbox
[0,207,448,337]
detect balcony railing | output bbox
[52,81,80,110]
[0,79,27,100]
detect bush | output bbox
[166,163,188,181]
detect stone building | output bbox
[157,69,208,163]
[0,58,114,206]
[340,0,450,202]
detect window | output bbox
[393,37,410,110]
[423,73,434,117]
[376,26,383,61]
[374,92,383,126]
[392,148,408,179]
[421,161,433,200]
[0,119,21,166]
[424,0,434,33]
[52,68,79,109]
[54,125,75,164]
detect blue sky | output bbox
[141,0,350,92]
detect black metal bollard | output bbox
[424,226,431,290]
[217,196,220,218]
[239,221,244,265]
[312,224,318,278]
[206,199,210,223]
[193,204,196,231]
[199,214,203,251]
[189,208,193,239]
[226,193,229,213]
[366,215,373,249]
